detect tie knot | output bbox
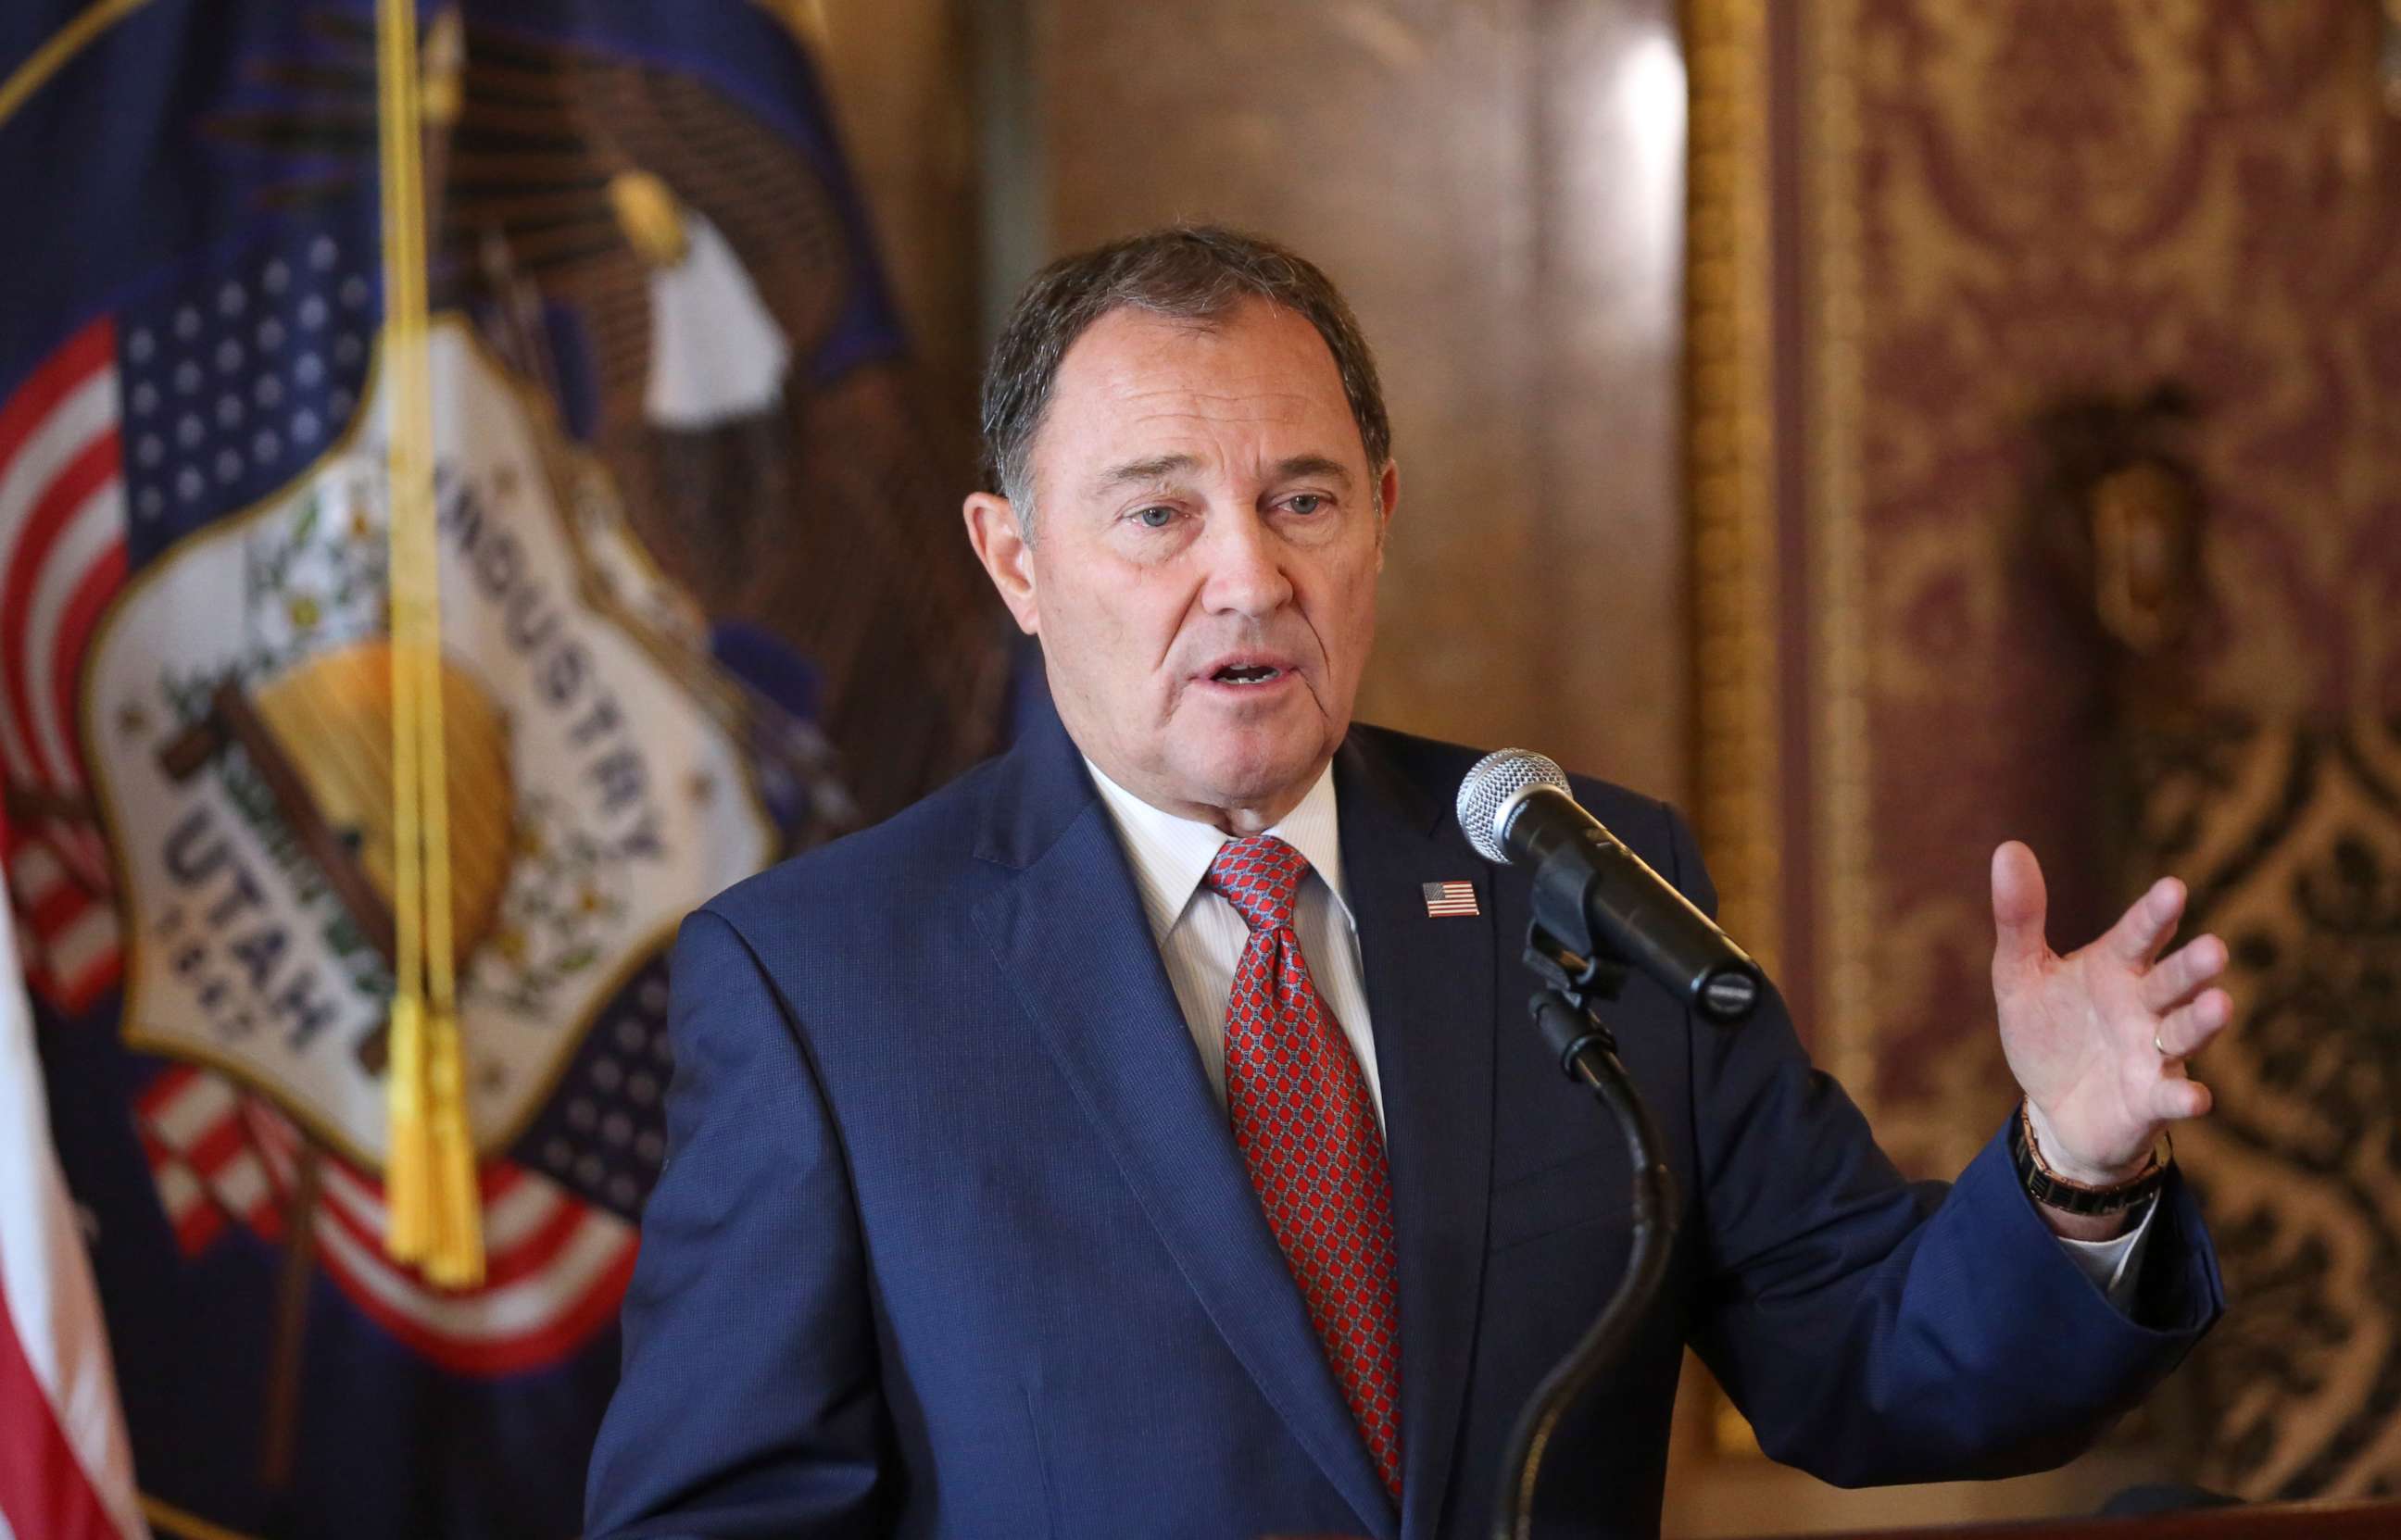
[1205,833,1310,933]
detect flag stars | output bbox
[119,244,387,554]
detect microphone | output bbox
[1457,749,1764,1022]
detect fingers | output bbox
[1989,841,2050,975]
[2141,933,2229,1013]
[2104,875,2186,965]
[2151,1075,2213,1121]
[2154,987,2232,1059]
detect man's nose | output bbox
[1198,507,1294,618]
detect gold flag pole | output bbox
[378,0,482,1286]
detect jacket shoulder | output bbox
[1351,722,1680,844]
[702,749,1008,933]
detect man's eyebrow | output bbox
[1270,455,1352,487]
[1089,453,1202,495]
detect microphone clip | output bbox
[1524,923,1631,1074]
[1523,921,1629,1013]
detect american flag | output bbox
[1422,880,1479,918]
[0,851,145,1540]
[135,1059,642,1378]
[0,317,130,1017]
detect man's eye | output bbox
[1135,506,1176,529]
[1287,494,1326,515]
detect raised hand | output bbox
[1989,840,2231,1189]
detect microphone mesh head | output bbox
[1456,748,1570,864]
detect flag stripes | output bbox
[0,868,145,1540]
[1421,880,1478,918]
[136,1064,640,1377]
[0,317,129,1017]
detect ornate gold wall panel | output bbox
[1691,0,2401,1503]
[1686,0,1785,980]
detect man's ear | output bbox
[963,492,1040,635]
[1375,459,1400,570]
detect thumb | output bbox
[1990,840,2050,978]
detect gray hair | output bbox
[979,225,1392,531]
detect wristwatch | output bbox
[2008,1101,2170,1217]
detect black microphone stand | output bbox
[1490,926,1683,1540]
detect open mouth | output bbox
[1211,663,1285,686]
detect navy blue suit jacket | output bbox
[585,714,2221,1539]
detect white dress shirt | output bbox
[1087,757,1387,1128]
[1082,757,2154,1306]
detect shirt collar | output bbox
[1083,756,1354,944]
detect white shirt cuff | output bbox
[2054,1196,2160,1311]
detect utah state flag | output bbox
[0,4,996,1535]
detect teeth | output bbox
[1218,665,1279,684]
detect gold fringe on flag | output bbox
[377,0,482,1287]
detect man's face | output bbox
[966,298,1396,830]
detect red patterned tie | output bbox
[1206,833,1404,1501]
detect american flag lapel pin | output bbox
[1422,880,1479,918]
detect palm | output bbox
[1989,842,2231,1181]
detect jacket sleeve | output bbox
[585,908,886,1538]
[1659,804,2224,1487]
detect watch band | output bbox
[2009,1102,2170,1217]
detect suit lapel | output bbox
[1337,731,1498,1540]
[968,717,1401,1540]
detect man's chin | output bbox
[1179,734,1335,813]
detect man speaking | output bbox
[585,228,2227,1538]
